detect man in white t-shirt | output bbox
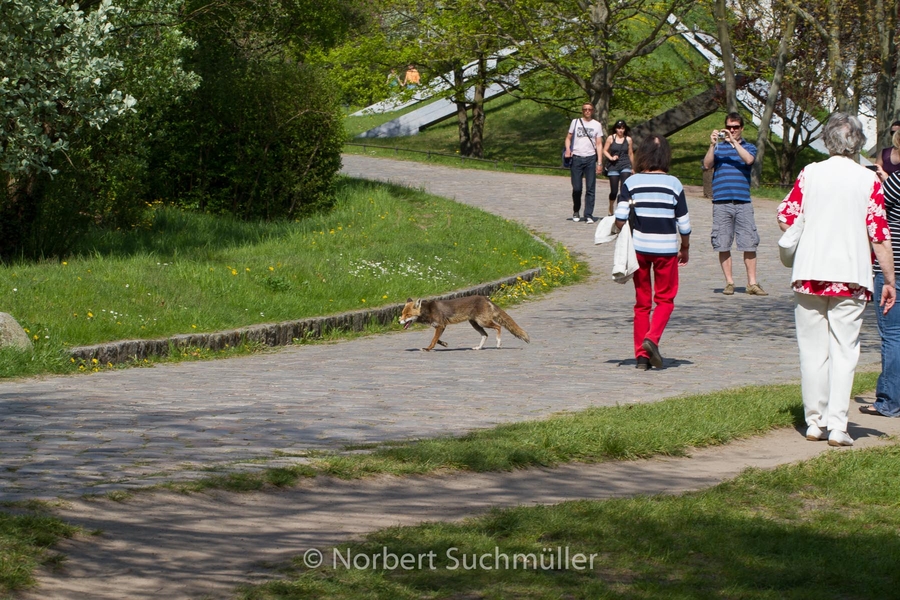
[564,103,604,223]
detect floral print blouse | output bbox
[777,168,889,301]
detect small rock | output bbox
[0,312,33,351]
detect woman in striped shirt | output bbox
[860,166,900,417]
[614,134,691,371]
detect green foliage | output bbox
[151,59,344,219]
[0,0,197,258]
[310,33,401,108]
[0,0,362,257]
[145,0,352,220]
[0,0,133,175]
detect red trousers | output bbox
[633,253,680,358]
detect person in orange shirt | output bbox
[403,65,420,87]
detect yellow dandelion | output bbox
[191,324,197,329]
[87,312,93,318]
[268,266,274,271]
[231,269,238,275]
[91,358,98,364]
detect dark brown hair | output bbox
[634,134,671,173]
[725,112,744,127]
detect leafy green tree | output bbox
[147,0,363,219]
[0,0,196,257]
[0,0,134,179]
[351,0,512,158]
[476,0,701,128]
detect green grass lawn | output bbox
[0,177,582,378]
[240,442,900,599]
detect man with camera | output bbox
[702,112,767,296]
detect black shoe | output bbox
[636,356,650,371]
[641,338,663,369]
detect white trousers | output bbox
[794,293,866,433]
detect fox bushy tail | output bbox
[493,307,530,343]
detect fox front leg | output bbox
[424,325,446,351]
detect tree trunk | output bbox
[469,55,487,159]
[452,64,472,157]
[714,0,739,113]
[1,173,38,258]
[826,0,852,113]
[875,0,899,151]
[587,65,612,140]
[752,11,796,188]
[779,113,806,186]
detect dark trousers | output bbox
[570,155,597,218]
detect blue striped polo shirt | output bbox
[712,139,756,202]
[616,173,691,256]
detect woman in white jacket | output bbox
[777,113,896,446]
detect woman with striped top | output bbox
[860,166,900,417]
[614,134,691,371]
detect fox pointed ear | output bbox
[414,299,422,308]
[406,297,413,303]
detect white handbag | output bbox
[777,212,804,268]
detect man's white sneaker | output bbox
[572,213,581,222]
[806,424,827,441]
[827,430,854,447]
[585,217,595,224]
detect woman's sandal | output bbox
[859,404,884,416]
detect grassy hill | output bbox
[344,85,827,201]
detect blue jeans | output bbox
[570,155,597,218]
[873,272,900,416]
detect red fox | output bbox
[400,296,530,351]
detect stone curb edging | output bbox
[68,268,542,365]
